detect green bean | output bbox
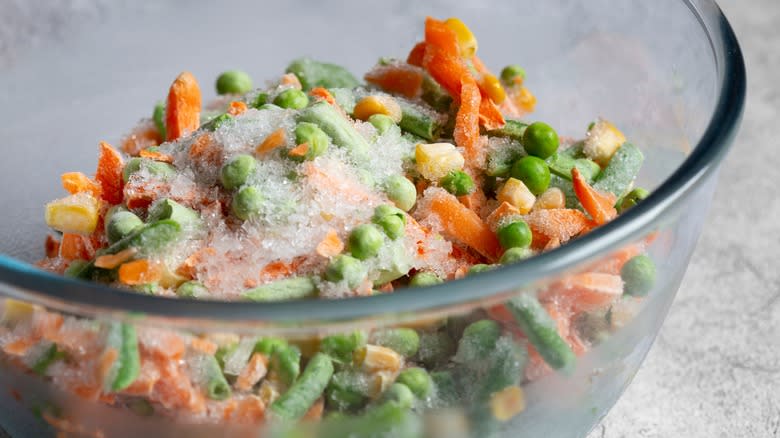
[270,353,334,421]
[409,272,443,287]
[215,342,238,370]
[326,370,371,411]
[327,88,357,113]
[383,175,417,212]
[453,320,501,364]
[190,353,232,400]
[242,276,317,302]
[617,187,650,213]
[63,259,89,278]
[320,330,367,364]
[105,210,143,244]
[147,199,202,230]
[202,113,232,131]
[546,153,600,182]
[396,368,432,399]
[152,101,166,141]
[368,114,397,135]
[123,158,176,183]
[285,58,360,91]
[271,344,302,386]
[548,174,581,209]
[593,142,644,198]
[254,337,287,356]
[104,322,141,391]
[220,154,257,190]
[398,102,441,141]
[507,294,575,372]
[370,328,420,358]
[31,343,65,375]
[486,119,528,143]
[421,75,453,111]
[298,101,371,166]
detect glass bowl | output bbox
[0,0,744,437]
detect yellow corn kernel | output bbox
[158,262,188,289]
[479,73,506,104]
[2,298,34,325]
[444,17,478,58]
[44,193,100,235]
[258,380,281,405]
[533,187,566,211]
[497,178,536,214]
[490,385,526,421]
[353,95,402,123]
[583,119,626,166]
[516,86,537,113]
[366,370,396,398]
[353,345,403,373]
[415,142,465,181]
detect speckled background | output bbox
[0,0,777,437]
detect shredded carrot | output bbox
[139,148,175,164]
[190,337,218,355]
[61,172,102,197]
[523,208,593,249]
[407,41,427,66]
[94,248,138,269]
[470,55,490,75]
[280,73,302,90]
[45,235,61,259]
[288,143,309,159]
[227,101,248,117]
[96,142,125,205]
[478,92,506,130]
[427,190,502,261]
[235,353,268,392]
[571,168,617,225]
[486,201,522,230]
[60,233,92,261]
[422,18,471,98]
[364,64,425,98]
[165,71,202,141]
[256,128,288,156]
[316,230,344,258]
[118,259,163,286]
[424,17,460,58]
[454,77,482,162]
[309,87,336,105]
[2,339,35,356]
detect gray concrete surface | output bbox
[0,1,776,437]
[589,1,780,436]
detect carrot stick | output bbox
[94,248,137,269]
[96,141,125,205]
[118,259,163,285]
[364,64,425,99]
[407,41,427,66]
[165,71,202,141]
[427,190,501,260]
[522,208,593,249]
[316,230,344,258]
[454,77,482,162]
[571,168,617,225]
[478,93,506,130]
[61,172,102,197]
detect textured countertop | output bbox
[590,1,780,436]
[0,1,777,437]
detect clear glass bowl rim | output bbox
[0,0,746,324]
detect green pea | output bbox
[409,272,443,287]
[511,156,551,195]
[497,220,532,250]
[370,328,420,357]
[220,155,256,191]
[617,187,650,213]
[368,114,397,135]
[378,383,414,410]
[258,103,282,111]
[176,281,209,298]
[373,215,405,240]
[152,102,166,141]
[439,170,475,196]
[468,264,495,275]
[123,158,176,183]
[274,88,309,110]
[621,255,656,296]
[292,122,329,161]
[252,92,269,109]
[384,175,417,212]
[499,247,534,265]
[396,368,432,399]
[500,65,526,83]
[325,255,365,289]
[231,186,263,220]
[215,70,253,95]
[347,224,383,260]
[105,211,143,244]
[522,122,559,159]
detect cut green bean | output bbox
[31,343,64,375]
[152,102,166,141]
[326,370,372,411]
[243,276,317,302]
[398,102,442,141]
[147,199,202,230]
[507,294,575,372]
[593,142,644,198]
[285,58,360,91]
[546,153,600,182]
[320,330,367,363]
[453,320,501,364]
[270,353,334,421]
[298,101,371,166]
[383,175,417,212]
[254,337,287,356]
[370,328,420,358]
[328,88,357,113]
[104,322,141,391]
[190,353,232,400]
[486,119,528,143]
[105,210,143,244]
[271,344,302,386]
[123,158,176,183]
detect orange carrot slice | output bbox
[523,208,593,248]
[118,259,163,285]
[94,248,137,269]
[165,71,202,141]
[316,230,344,258]
[425,17,460,58]
[288,143,309,159]
[423,47,470,99]
[571,168,617,225]
[454,77,482,162]
[427,190,501,261]
[478,93,506,130]
[309,87,336,105]
[259,260,298,280]
[544,272,624,313]
[60,233,92,261]
[256,128,287,156]
[45,235,61,258]
[96,141,125,205]
[485,201,522,231]
[139,148,174,164]
[407,41,427,66]
[61,172,102,197]
[364,64,425,99]
[227,101,248,117]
